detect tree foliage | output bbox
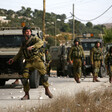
[103,28,112,43]
[0,6,106,38]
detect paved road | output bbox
[0,76,110,112]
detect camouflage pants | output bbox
[93,60,101,77]
[46,63,51,76]
[73,59,82,78]
[23,57,49,92]
[107,65,112,77]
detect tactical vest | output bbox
[93,47,102,61]
[72,45,83,58]
[22,37,40,60]
[108,53,112,65]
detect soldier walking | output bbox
[90,41,103,82]
[105,46,112,83]
[8,26,53,100]
[69,38,85,83]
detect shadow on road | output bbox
[0,84,22,89]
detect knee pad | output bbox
[23,73,29,79]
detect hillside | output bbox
[0,6,107,37]
[103,23,112,29]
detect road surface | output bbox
[0,76,110,112]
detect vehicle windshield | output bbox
[0,35,24,47]
[81,42,95,51]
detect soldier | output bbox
[8,26,53,100]
[105,46,112,83]
[69,38,85,83]
[90,41,103,82]
[45,49,52,76]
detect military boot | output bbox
[45,87,53,98]
[21,92,30,100]
[95,76,100,82]
[76,77,80,83]
[74,76,80,83]
[93,76,96,82]
[74,76,77,82]
[109,76,112,83]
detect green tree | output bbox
[86,22,93,28]
[103,28,112,43]
[61,23,70,32]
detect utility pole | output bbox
[73,4,75,40]
[43,0,45,41]
[54,21,56,46]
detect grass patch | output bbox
[7,89,112,112]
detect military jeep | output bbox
[50,45,73,77]
[0,27,42,88]
[80,37,106,77]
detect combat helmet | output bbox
[74,38,79,43]
[96,40,100,44]
[74,38,80,45]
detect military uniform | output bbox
[13,35,49,92]
[90,46,103,82]
[105,47,112,83]
[69,44,85,83]
[45,51,52,76]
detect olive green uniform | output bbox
[105,53,112,76]
[13,35,49,92]
[69,45,85,79]
[90,47,103,77]
[45,52,52,76]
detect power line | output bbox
[74,4,112,22]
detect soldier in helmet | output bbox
[90,41,103,82]
[69,38,85,83]
[105,46,112,83]
[8,26,53,100]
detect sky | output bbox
[1,0,112,25]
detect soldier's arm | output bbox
[32,36,44,49]
[12,47,23,62]
[68,47,73,62]
[90,48,94,65]
[105,53,109,71]
[80,46,85,59]
[105,53,109,65]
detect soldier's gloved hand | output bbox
[7,59,14,65]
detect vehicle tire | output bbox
[29,70,40,88]
[57,68,62,77]
[0,79,6,86]
[99,66,107,78]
